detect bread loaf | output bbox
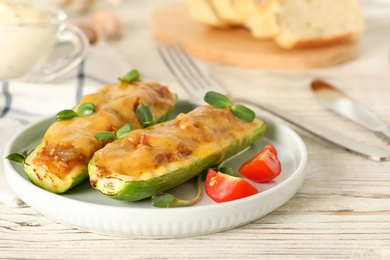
[185,0,228,27]
[186,0,364,49]
[246,0,364,49]
[185,0,261,27]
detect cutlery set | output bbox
[157,44,390,161]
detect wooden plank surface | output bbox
[1,0,390,259]
[2,74,390,258]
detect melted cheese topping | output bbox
[90,105,263,182]
[32,80,176,180]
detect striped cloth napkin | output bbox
[0,44,131,206]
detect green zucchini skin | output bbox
[23,81,177,194]
[88,105,266,201]
[24,141,89,193]
[24,103,176,194]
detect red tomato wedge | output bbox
[263,143,277,156]
[239,144,281,183]
[205,169,258,203]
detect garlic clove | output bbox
[72,22,99,44]
[89,11,122,40]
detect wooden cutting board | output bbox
[150,2,359,69]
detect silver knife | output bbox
[233,97,390,162]
[311,79,390,143]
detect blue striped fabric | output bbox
[0,62,105,125]
[0,45,132,205]
[0,81,10,118]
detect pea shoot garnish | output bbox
[116,124,133,139]
[56,109,76,121]
[204,91,231,108]
[95,131,116,141]
[56,103,96,121]
[230,104,255,123]
[6,149,29,163]
[136,104,154,128]
[200,146,250,180]
[204,91,256,122]
[77,103,96,117]
[95,103,154,141]
[6,153,26,163]
[95,123,133,141]
[152,175,202,208]
[118,69,140,83]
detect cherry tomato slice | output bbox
[205,169,258,203]
[264,143,277,156]
[239,144,281,183]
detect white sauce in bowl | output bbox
[0,1,59,79]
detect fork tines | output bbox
[157,43,222,101]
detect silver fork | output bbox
[157,44,224,102]
[157,43,390,161]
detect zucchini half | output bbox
[88,104,266,201]
[24,80,176,193]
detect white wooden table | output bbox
[1,0,390,258]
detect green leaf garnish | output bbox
[118,69,140,83]
[136,104,154,128]
[152,175,202,208]
[151,193,177,208]
[56,109,77,121]
[218,166,234,176]
[230,104,256,122]
[6,153,26,163]
[77,103,95,117]
[95,123,133,141]
[210,146,251,178]
[56,103,96,121]
[95,131,116,141]
[204,91,255,122]
[116,124,133,139]
[204,91,231,108]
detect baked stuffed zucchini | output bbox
[88,104,266,201]
[24,75,176,193]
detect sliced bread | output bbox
[246,0,364,49]
[185,0,228,27]
[186,0,364,49]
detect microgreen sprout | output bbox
[200,146,251,180]
[56,103,96,121]
[116,124,133,139]
[95,131,116,141]
[56,109,77,121]
[6,149,29,163]
[217,146,251,174]
[136,104,154,128]
[230,104,256,123]
[204,91,231,108]
[6,153,26,163]
[95,123,133,141]
[204,91,256,122]
[77,103,95,117]
[152,175,202,208]
[118,69,140,83]
[95,103,153,142]
[218,166,234,176]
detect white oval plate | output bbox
[4,101,307,238]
